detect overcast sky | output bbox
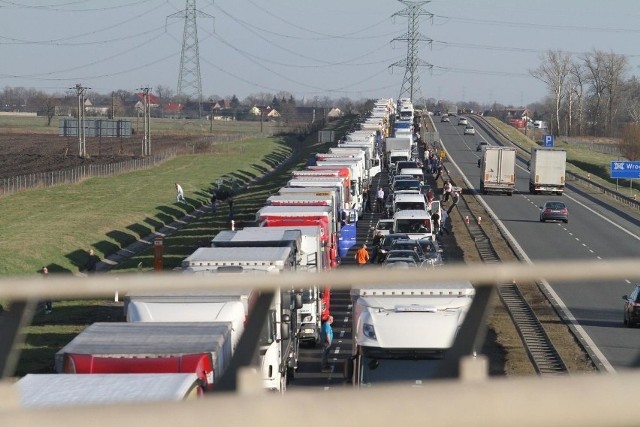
[1,0,639,106]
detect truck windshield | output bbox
[395,202,426,212]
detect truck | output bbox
[180,246,301,392]
[287,177,354,222]
[345,281,475,387]
[54,322,233,391]
[479,146,516,195]
[212,226,330,346]
[384,137,413,170]
[16,373,203,408]
[529,147,566,195]
[447,105,458,116]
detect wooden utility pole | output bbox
[70,83,89,157]
[137,86,152,156]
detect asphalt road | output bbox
[434,115,640,371]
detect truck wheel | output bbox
[508,192,513,196]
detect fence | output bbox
[0,149,177,197]
[0,131,284,198]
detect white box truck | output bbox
[480,146,516,195]
[345,281,475,387]
[529,147,567,195]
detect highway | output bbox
[434,115,640,371]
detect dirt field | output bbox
[0,134,206,179]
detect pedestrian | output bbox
[227,194,233,221]
[363,187,370,213]
[442,180,453,202]
[376,187,385,213]
[440,209,450,235]
[447,191,460,214]
[435,164,443,182]
[41,266,52,314]
[320,315,334,371]
[83,249,100,274]
[371,231,383,263]
[426,187,434,204]
[175,183,185,203]
[355,244,370,266]
[431,211,441,235]
[210,191,217,214]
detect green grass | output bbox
[0,136,291,276]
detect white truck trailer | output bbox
[480,146,517,195]
[16,373,202,408]
[528,147,567,195]
[180,246,301,392]
[345,281,475,387]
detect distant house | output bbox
[505,108,531,121]
[250,105,279,118]
[163,102,183,118]
[212,99,232,110]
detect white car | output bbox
[458,117,469,126]
[464,125,476,135]
[476,141,488,151]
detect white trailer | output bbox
[180,246,301,393]
[480,146,516,195]
[16,373,202,408]
[345,282,475,387]
[529,147,567,195]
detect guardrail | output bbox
[474,115,640,210]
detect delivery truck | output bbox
[479,146,516,195]
[16,373,203,408]
[528,147,567,195]
[180,246,302,392]
[345,281,475,387]
[55,322,233,391]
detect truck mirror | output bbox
[282,310,291,323]
[293,293,303,310]
[281,323,290,340]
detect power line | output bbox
[390,0,433,102]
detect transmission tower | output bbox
[168,1,213,118]
[390,0,433,102]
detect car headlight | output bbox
[363,323,376,339]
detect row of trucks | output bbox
[479,146,567,196]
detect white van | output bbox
[400,167,424,185]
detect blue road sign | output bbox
[543,135,554,147]
[610,161,640,179]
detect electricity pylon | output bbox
[168,1,213,118]
[390,0,433,102]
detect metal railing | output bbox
[0,261,639,427]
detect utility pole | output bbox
[390,0,433,102]
[71,83,89,157]
[168,1,213,118]
[137,86,152,156]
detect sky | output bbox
[1,0,640,107]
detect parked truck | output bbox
[528,147,567,195]
[479,146,516,195]
[345,281,475,387]
[212,226,330,346]
[16,373,203,408]
[180,246,301,392]
[55,322,233,391]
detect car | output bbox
[440,116,450,123]
[539,201,568,223]
[458,117,468,126]
[383,249,422,266]
[375,233,410,263]
[389,239,426,261]
[371,219,394,237]
[464,125,476,135]
[383,258,418,269]
[416,238,444,267]
[392,179,421,193]
[476,141,488,151]
[622,285,640,327]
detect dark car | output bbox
[622,284,640,327]
[389,239,425,261]
[539,201,568,223]
[375,233,410,264]
[416,238,444,267]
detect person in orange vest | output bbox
[355,244,370,266]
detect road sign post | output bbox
[610,161,640,179]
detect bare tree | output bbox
[624,76,640,124]
[530,50,571,136]
[156,85,175,118]
[582,50,608,136]
[620,123,640,161]
[601,51,628,135]
[35,93,58,126]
